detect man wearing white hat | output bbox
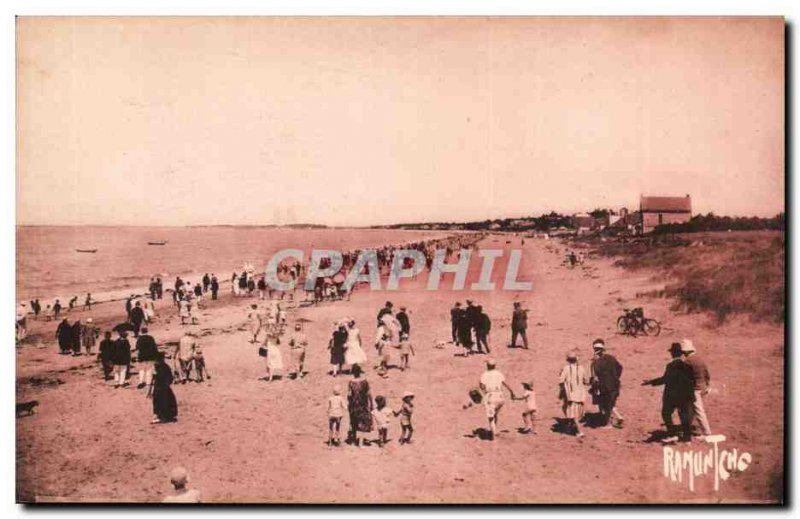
[681,339,712,436]
[590,339,624,428]
[479,359,514,440]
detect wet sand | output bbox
[15,234,783,503]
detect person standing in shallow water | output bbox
[347,364,373,447]
[149,352,178,424]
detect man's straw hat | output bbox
[169,467,188,486]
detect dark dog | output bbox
[16,400,39,417]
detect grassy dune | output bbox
[588,231,785,324]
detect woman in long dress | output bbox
[143,296,156,323]
[247,304,262,343]
[263,334,284,382]
[150,353,178,424]
[344,320,367,369]
[328,324,347,377]
[347,364,373,446]
[558,350,590,438]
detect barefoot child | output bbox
[372,395,393,447]
[398,332,415,371]
[327,386,346,446]
[510,381,537,434]
[394,391,415,445]
[193,346,211,382]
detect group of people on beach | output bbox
[23,232,717,473]
[448,299,531,356]
[16,293,98,342]
[458,325,713,444]
[326,365,415,448]
[233,265,299,300]
[55,316,99,356]
[171,276,212,325]
[325,301,415,379]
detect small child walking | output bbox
[394,391,415,445]
[372,395,393,447]
[398,332,415,371]
[193,346,211,382]
[511,381,537,434]
[327,386,347,446]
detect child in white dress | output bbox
[372,395,393,447]
[397,332,415,371]
[511,381,537,434]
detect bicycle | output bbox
[616,308,661,337]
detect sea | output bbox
[16,226,452,304]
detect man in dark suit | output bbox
[396,306,410,337]
[129,301,146,338]
[98,331,115,380]
[510,302,529,349]
[643,342,696,442]
[590,339,623,428]
[475,306,492,354]
[111,331,132,388]
[135,327,159,389]
[450,302,461,344]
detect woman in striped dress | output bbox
[558,351,590,438]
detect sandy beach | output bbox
[15,233,784,503]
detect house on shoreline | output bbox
[640,195,692,234]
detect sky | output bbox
[16,17,784,226]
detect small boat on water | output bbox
[76,249,97,253]
[147,241,168,246]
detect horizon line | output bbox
[15,208,786,230]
